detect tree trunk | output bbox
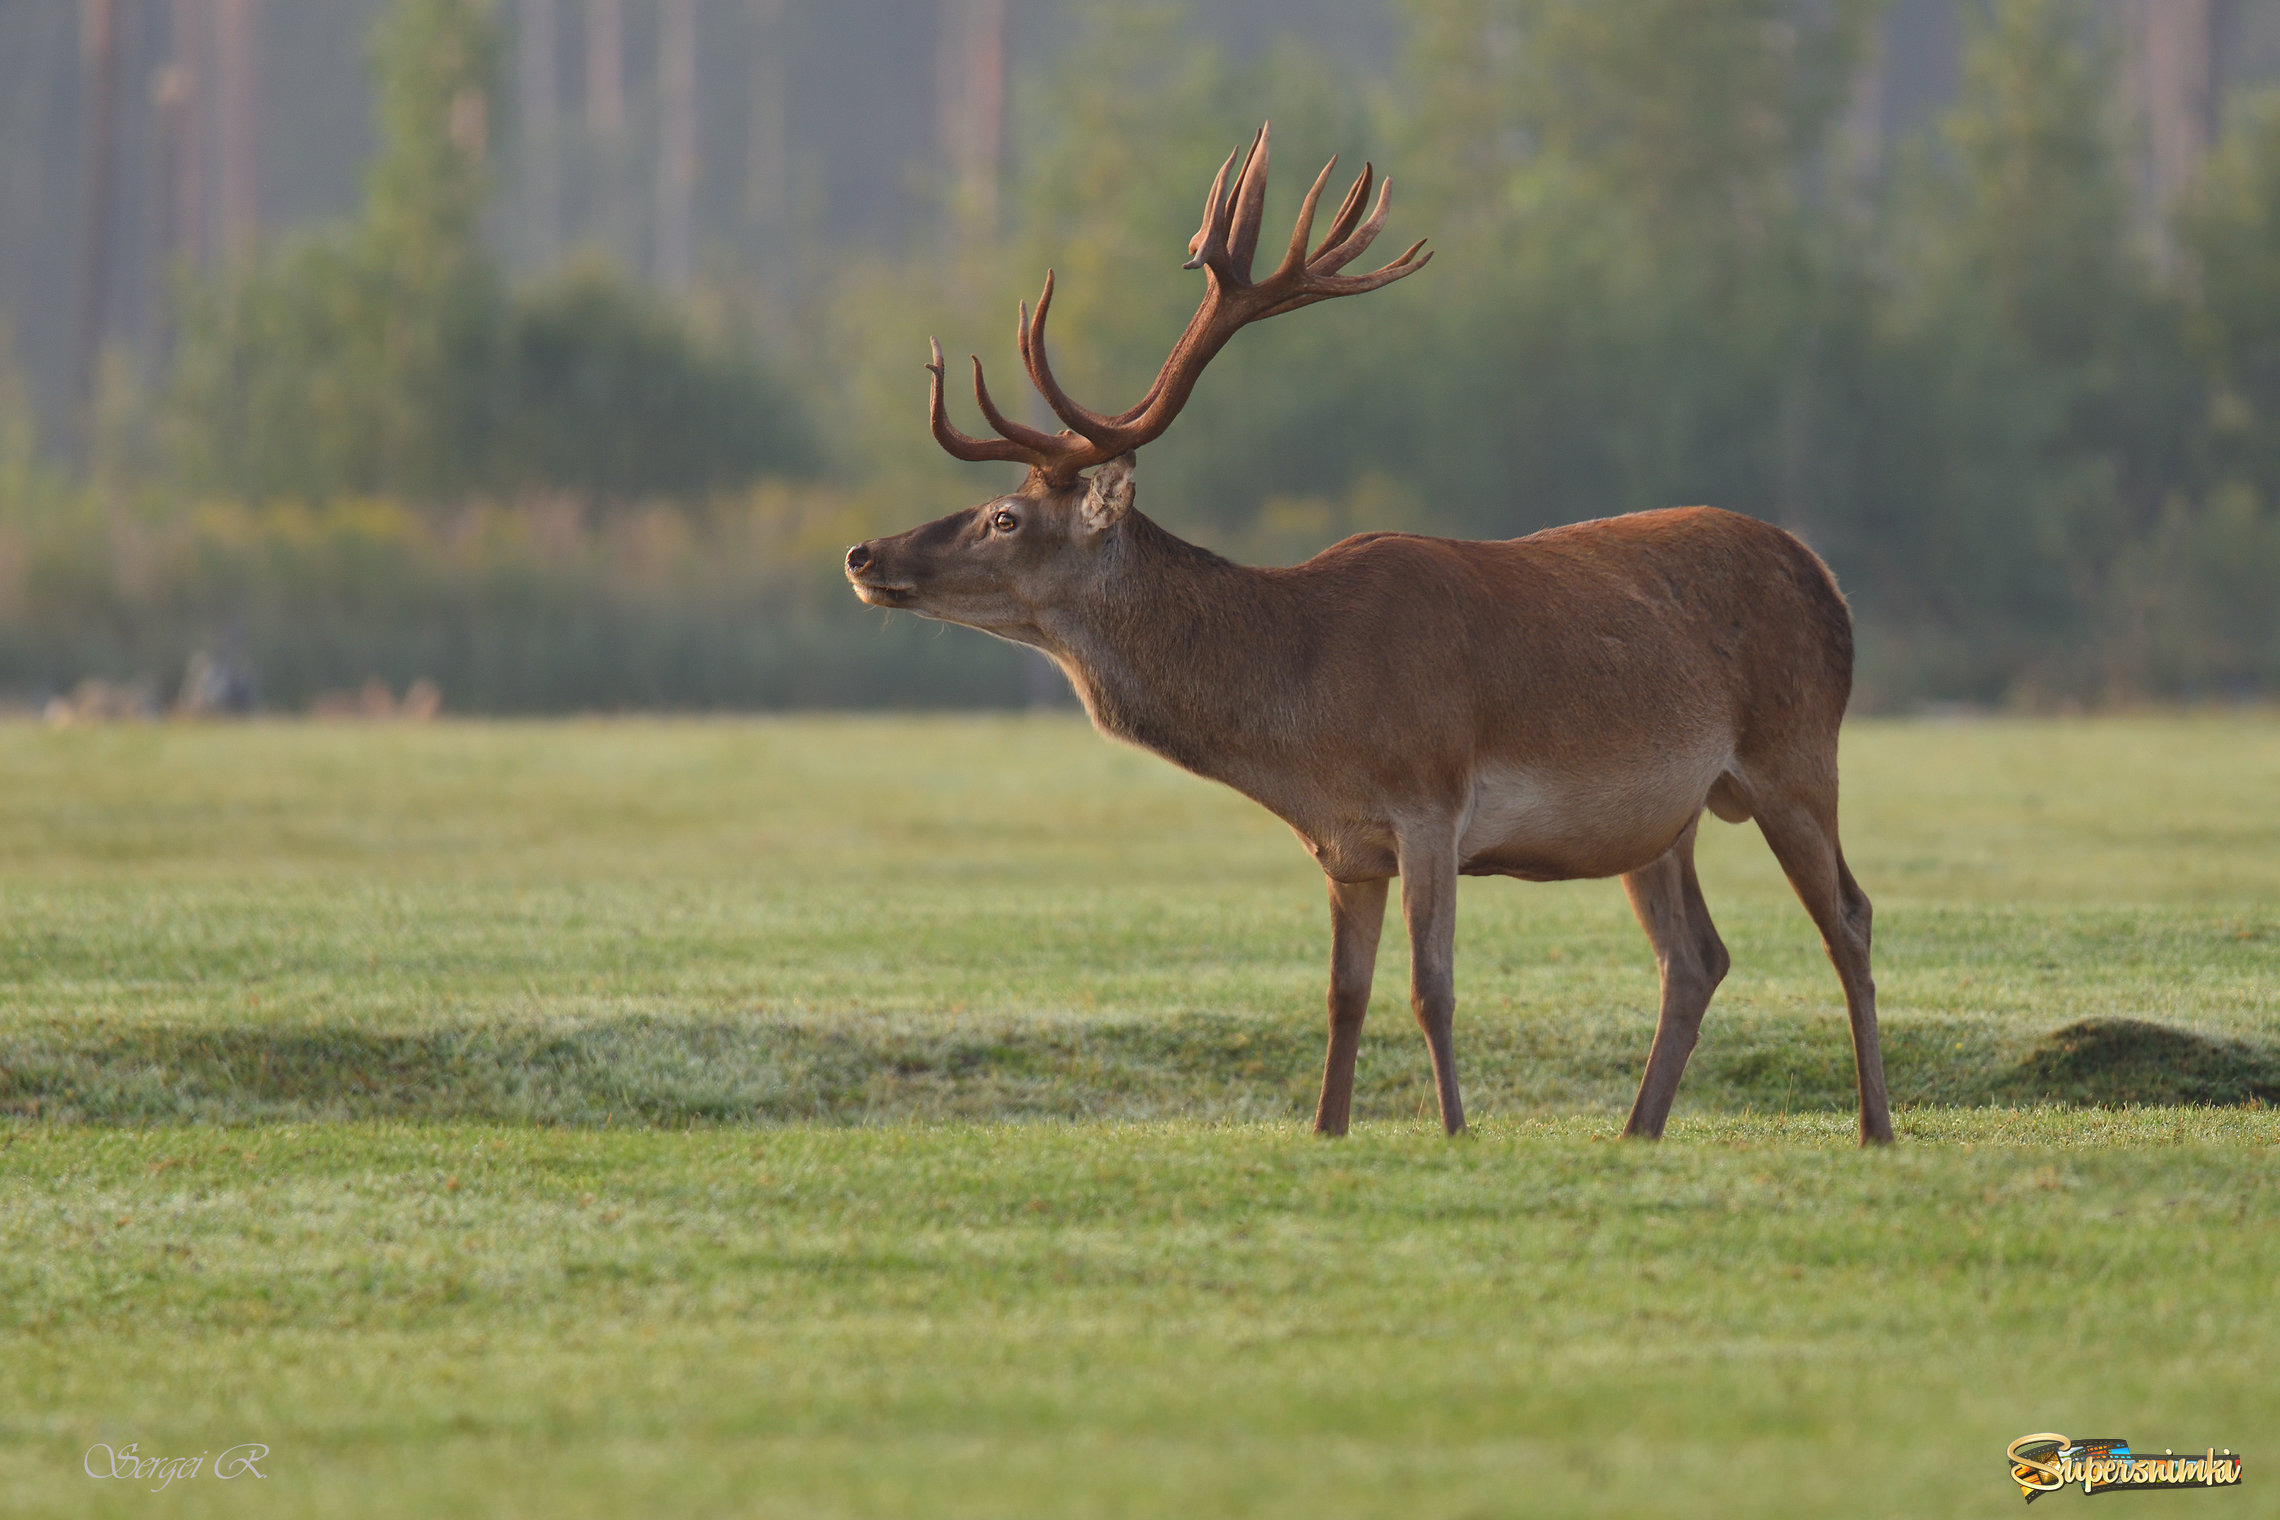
[214,0,259,260]
[2128,0,2215,269]
[935,0,1005,265]
[745,0,787,278]
[656,0,697,289]
[518,0,561,265]
[73,0,122,452]
[583,0,626,265]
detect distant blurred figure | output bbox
[45,678,159,725]
[310,678,441,721]
[177,633,260,716]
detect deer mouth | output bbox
[847,574,918,608]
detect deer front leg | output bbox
[1397,830,1466,1136]
[1314,875,1390,1137]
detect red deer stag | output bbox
[844,126,1893,1146]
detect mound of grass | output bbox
[8,1008,2273,1126]
[2001,1016,2280,1107]
[0,1012,1322,1126]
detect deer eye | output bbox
[991,508,1019,533]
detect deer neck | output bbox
[1036,511,1301,783]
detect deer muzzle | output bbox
[844,541,916,607]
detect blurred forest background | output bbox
[4,0,2280,712]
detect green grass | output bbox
[5,1115,2276,1518]
[3,715,2276,1121]
[2,714,2277,1516]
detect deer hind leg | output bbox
[1747,782,1895,1147]
[1314,875,1390,1137]
[1619,817,1730,1141]
[1396,827,1467,1136]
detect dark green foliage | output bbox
[0,494,1032,710]
[166,0,811,507]
[497,263,815,499]
[16,0,2280,708]
[972,15,1403,536]
[956,0,2265,706]
[2150,91,2280,694]
[1850,0,2201,693]
[166,228,504,502]
[1093,0,1880,542]
[1390,0,1872,531]
[2187,94,2280,500]
[1386,0,2201,699]
[168,0,504,502]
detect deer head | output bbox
[844,123,1429,642]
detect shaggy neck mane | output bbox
[1042,510,1304,779]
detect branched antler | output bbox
[927,123,1430,486]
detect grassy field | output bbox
[3,714,2277,1516]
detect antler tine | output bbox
[1306,173,1398,277]
[1269,155,1339,285]
[970,354,1065,453]
[1310,163,1374,265]
[1182,146,1241,272]
[928,337,1049,467]
[1020,271,1132,443]
[1262,240,1432,319]
[1224,123,1272,282]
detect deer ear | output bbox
[1078,454,1137,533]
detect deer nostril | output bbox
[845,543,871,572]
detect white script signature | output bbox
[84,1442,269,1490]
